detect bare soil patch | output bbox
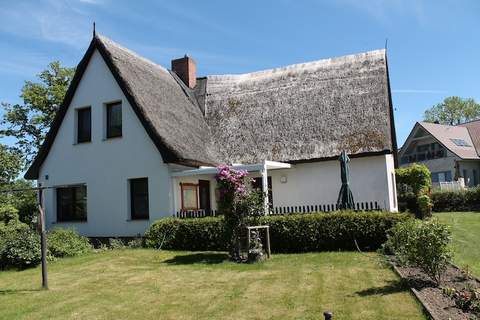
[391,258,480,320]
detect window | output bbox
[416,144,430,152]
[77,107,91,143]
[130,178,149,220]
[451,138,472,147]
[473,169,478,186]
[431,171,452,183]
[106,102,122,138]
[57,185,87,222]
[181,183,198,210]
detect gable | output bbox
[37,49,167,181]
[25,35,218,179]
[401,122,479,160]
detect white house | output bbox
[400,121,480,188]
[25,33,399,237]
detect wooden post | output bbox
[265,226,271,258]
[38,188,48,290]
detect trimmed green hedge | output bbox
[431,187,480,212]
[144,211,411,253]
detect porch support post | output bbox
[262,161,269,215]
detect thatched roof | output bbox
[26,34,397,179]
[203,50,396,163]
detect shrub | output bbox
[108,238,126,250]
[417,194,433,218]
[0,204,20,224]
[145,217,226,251]
[396,164,432,218]
[431,187,480,212]
[0,214,41,270]
[47,228,92,259]
[0,225,41,269]
[144,211,411,253]
[127,237,143,249]
[384,219,452,285]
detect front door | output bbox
[198,180,211,214]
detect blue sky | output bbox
[1,0,479,147]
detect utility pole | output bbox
[38,187,48,289]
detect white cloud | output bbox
[0,0,94,48]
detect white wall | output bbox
[171,154,398,213]
[38,49,173,237]
[268,154,397,212]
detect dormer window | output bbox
[77,107,91,143]
[106,102,122,138]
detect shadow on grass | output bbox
[163,253,229,265]
[355,280,409,297]
[0,288,43,295]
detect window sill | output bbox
[126,218,150,222]
[52,220,88,224]
[73,141,91,145]
[103,136,122,141]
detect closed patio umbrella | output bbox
[337,150,355,210]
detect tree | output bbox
[0,144,21,186]
[424,96,480,125]
[1,61,75,164]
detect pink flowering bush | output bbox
[215,165,263,261]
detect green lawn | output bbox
[435,211,480,277]
[0,250,426,320]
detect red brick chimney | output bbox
[171,55,196,89]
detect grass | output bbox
[0,249,426,320]
[435,211,480,277]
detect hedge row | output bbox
[431,187,480,212]
[144,211,411,253]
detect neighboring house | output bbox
[25,33,399,237]
[399,121,480,187]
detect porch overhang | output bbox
[171,160,291,215]
[170,160,291,177]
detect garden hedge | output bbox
[431,187,480,212]
[144,211,411,253]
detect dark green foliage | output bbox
[144,211,411,253]
[1,61,75,163]
[424,96,480,125]
[396,164,433,218]
[431,187,480,212]
[0,144,22,185]
[145,217,227,251]
[0,221,40,269]
[0,180,38,225]
[384,219,452,285]
[47,228,92,259]
[0,204,20,224]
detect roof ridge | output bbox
[457,118,480,126]
[207,49,385,80]
[95,33,169,74]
